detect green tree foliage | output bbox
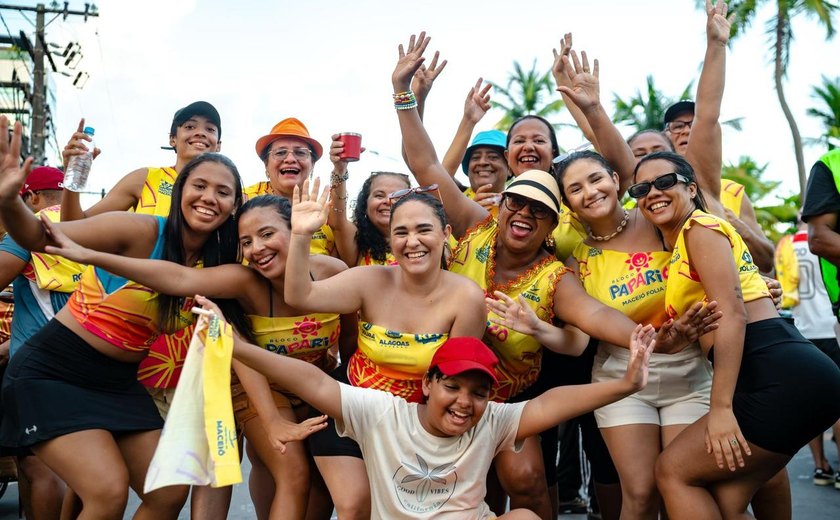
[612,76,694,131]
[722,0,839,199]
[807,75,840,150]
[722,155,799,242]
[489,60,565,131]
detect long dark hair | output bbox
[238,194,292,226]
[157,153,250,338]
[353,173,410,264]
[634,151,707,212]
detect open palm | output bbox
[291,179,330,236]
[0,117,33,203]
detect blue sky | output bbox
[4,0,839,206]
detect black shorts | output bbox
[810,337,840,369]
[0,319,163,448]
[307,365,363,459]
[721,318,840,456]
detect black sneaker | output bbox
[814,466,835,486]
[558,496,589,515]
[835,472,840,490]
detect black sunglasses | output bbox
[502,194,553,220]
[628,172,691,199]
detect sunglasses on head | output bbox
[628,172,691,199]
[388,184,440,203]
[502,193,553,220]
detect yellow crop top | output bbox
[67,216,194,353]
[573,243,670,329]
[665,211,770,319]
[551,201,587,262]
[135,167,178,217]
[449,216,569,401]
[347,321,447,403]
[243,181,335,256]
[248,312,340,369]
[29,206,86,293]
[720,179,745,217]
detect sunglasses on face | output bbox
[502,194,553,220]
[388,184,440,203]
[628,172,691,199]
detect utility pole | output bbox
[0,2,98,164]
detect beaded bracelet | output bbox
[393,90,417,111]
[330,171,349,185]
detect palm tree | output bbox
[807,75,840,150]
[723,0,839,200]
[722,155,799,241]
[612,75,695,131]
[489,60,565,131]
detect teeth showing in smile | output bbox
[586,197,605,208]
[190,141,208,149]
[406,251,427,259]
[650,202,668,211]
[448,410,469,422]
[511,221,532,231]
[194,206,217,216]
[520,157,538,164]
[254,254,275,267]
[280,168,299,175]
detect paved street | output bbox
[0,438,837,519]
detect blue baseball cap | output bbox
[461,130,507,174]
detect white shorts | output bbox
[592,344,712,428]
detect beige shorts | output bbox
[146,386,177,420]
[592,344,711,428]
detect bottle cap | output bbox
[83,127,95,135]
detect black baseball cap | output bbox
[169,101,221,138]
[663,100,695,127]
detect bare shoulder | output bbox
[310,254,350,280]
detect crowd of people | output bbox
[0,2,839,519]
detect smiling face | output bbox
[420,371,492,437]
[169,115,221,160]
[179,161,238,235]
[263,137,314,197]
[389,199,450,275]
[561,158,620,222]
[505,119,555,175]
[665,111,693,156]
[634,158,697,229]
[366,174,410,236]
[629,131,673,164]
[468,146,509,192]
[238,205,291,279]
[497,193,556,255]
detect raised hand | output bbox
[556,49,601,112]
[291,178,330,236]
[473,183,502,210]
[655,301,721,353]
[411,50,448,102]
[486,291,542,336]
[393,32,431,91]
[624,324,655,391]
[706,0,733,45]
[62,118,101,170]
[41,214,92,263]
[265,414,329,454]
[705,406,750,471]
[328,134,366,173]
[464,78,492,124]
[0,116,33,204]
[551,32,574,89]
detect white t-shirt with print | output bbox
[337,383,525,519]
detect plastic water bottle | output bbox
[63,126,95,192]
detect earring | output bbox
[544,234,556,250]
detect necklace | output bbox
[589,210,630,241]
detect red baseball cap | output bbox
[20,166,64,196]
[430,337,499,383]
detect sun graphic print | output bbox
[293,316,323,338]
[625,252,653,272]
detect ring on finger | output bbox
[730,439,738,446]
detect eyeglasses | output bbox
[552,142,595,164]
[665,120,693,133]
[388,184,440,202]
[627,172,691,199]
[269,148,312,160]
[502,194,552,220]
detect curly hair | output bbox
[353,173,410,263]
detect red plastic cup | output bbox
[337,133,362,162]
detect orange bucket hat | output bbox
[255,118,323,161]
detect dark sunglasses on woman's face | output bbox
[628,172,691,199]
[502,194,552,220]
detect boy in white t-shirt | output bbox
[203,294,655,519]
